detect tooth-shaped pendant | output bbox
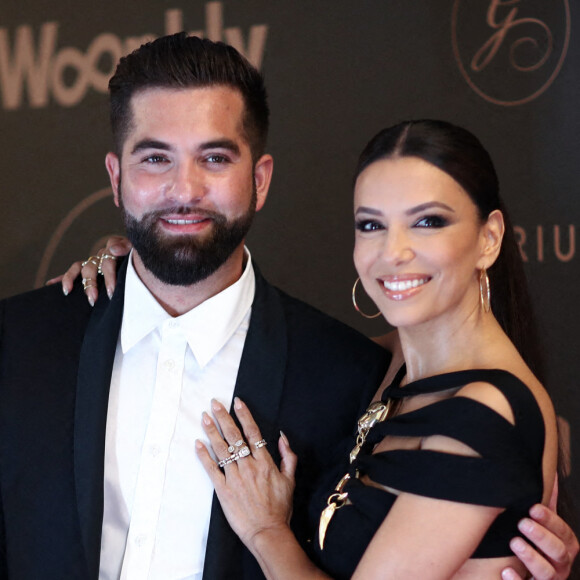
[319,492,348,550]
[318,501,336,550]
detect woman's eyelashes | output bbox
[355,219,384,232]
[355,214,449,232]
[413,214,449,228]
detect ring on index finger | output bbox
[98,254,116,275]
[227,439,245,453]
[81,256,100,268]
[254,439,267,449]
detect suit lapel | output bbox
[230,267,287,457]
[72,262,286,580]
[203,267,287,580]
[74,261,127,578]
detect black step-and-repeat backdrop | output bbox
[1,0,578,553]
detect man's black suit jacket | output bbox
[0,261,390,579]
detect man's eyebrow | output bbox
[131,139,171,155]
[405,201,454,215]
[200,139,241,155]
[130,139,242,156]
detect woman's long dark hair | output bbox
[354,121,580,525]
[354,119,544,381]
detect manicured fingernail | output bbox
[529,504,544,519]
[510,537,526,554]
[280,430,289,445]
[234,397,243,410]
[518,518,534,535]
[211,399,221,412]
[501,569,515,580]
[195,439,204,450]
[202,412,211,425]
[107,287,113,300]
[88,296,95,307]
[62,286,69,296]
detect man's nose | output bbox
[166,161,206,204]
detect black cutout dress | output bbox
[313,368,545,579]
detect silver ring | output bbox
[217,446,250,468]
[236,446,251,459]
[227,445,235,454]
[218,454,236,468]
[254,439,267,449]
[234,439,244,447]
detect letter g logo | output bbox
[452,0,570,106]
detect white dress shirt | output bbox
[99,251,255,580]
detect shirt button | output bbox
[164,359,175,370]
[135,534,147,547]
[150,445,161,457]
[168,320,178,328]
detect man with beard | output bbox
[0,32,390,580]
[0,33,576,580]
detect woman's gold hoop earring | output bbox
[352,278,381,319]
[479,268,491,313]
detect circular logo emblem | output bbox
[35,187,124,287]
[452,0,570,106]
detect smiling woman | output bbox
[352,120,543,378]
[194,120,560,580]
[353,155,499,327]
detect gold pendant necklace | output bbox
[318,398,398,550]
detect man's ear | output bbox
[477,209,505,269]
[253,154,274,212]
[105,152,121,207]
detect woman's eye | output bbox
[414,215,448,228]
[356,220,384,232]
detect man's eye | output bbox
[355,220,384,232]
[144,155,167,164]
[414,215,448,228]
[206,154,229,164]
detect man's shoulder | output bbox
[270,284,388,359]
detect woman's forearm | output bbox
[249,524,332,580]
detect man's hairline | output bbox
[113,84,262,163]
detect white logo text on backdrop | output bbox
[0,1,268,110]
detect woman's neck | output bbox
[397,308,507,383]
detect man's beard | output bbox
[119,189,257,287]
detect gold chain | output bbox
[318,398,398,550]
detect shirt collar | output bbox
[121,249,255,368]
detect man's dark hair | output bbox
[108,32,269,161]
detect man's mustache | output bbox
[141,206,226,223]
